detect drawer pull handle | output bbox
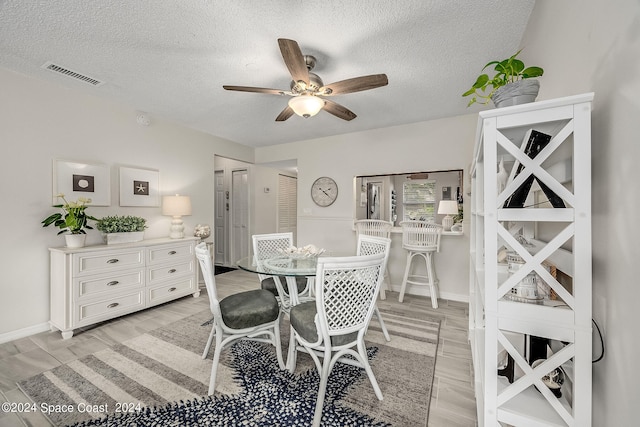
[106,281,119,287]
[106,259,119,264]
[168,269,177,274]
[168,251,177,255]
[107,302,119,309]
[168,287,177,292]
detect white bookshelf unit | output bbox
[469,93,594,426]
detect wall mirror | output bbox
[354,170,463,227]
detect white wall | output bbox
[521,1,639,425]
[0,67,252,340]
[255,115,477,301]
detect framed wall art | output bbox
[53,160,110,206]
[119,166,160,207]
[442,186,452,200]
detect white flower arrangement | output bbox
[280,244,325,259]
[194,224,211,239]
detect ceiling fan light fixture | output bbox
[288,94,325,118]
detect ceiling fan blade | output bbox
[278,38,309,86]
[223,85,288,95]
[320,74,388,95]
[323,99,357,121]
[275,105,294,122]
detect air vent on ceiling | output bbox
[41,62,105,87]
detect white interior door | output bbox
[231,169,249,263]
[214,170,226,265]
[277,174,297,241]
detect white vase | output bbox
[64,234,86,248]
[492,79,540,108]
[497,156,508,195]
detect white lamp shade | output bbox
[162,195,192,216]
[438,200,459,215]
[288,95,325,118]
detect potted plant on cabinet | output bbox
[96,215,148,244]
[462,49,544,108]
[41,194,97,248]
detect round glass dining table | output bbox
[236,255,320,306]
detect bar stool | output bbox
[355,219,393,299]
[398,221,443,308]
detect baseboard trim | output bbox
[387,284,469,303]
[0,322,51,344]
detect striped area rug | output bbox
[18,306,439,426]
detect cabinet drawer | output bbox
[148,259,194,284]
[76,291,145,325]
[147,277,196,306]
[73,249,145,276]
[74,269,144,299]
[148,243,194,265]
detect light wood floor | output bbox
[0,270,477,427]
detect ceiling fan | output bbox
[223,38,388,122]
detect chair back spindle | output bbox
[195,243,220,316]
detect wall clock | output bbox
[311,176,338,207]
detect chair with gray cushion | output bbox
[357,235,392,341]
[252,232,311,312]
[287,252,386,427]
[195,242,284,395]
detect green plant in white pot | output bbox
[96,215,147,244]
[462,49,544,108]
[41,194,97,247]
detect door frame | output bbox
[230,167,251,265]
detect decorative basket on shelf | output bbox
[505,251,552,303]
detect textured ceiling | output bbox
[0,0,535,147]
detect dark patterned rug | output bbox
[18,307,439,426]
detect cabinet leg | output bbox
[193,290,201,298]
[61,330,74,340]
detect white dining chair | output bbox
[354,219,393,299]
[252,232,310,312]
[287,252,386,427]
[357,235,392,341]
[195,243,284,395]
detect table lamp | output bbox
[438,200,458,231]
[162,194,192,238]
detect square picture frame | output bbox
[53,159,110,206]
[119,166,160,207]
[442,186,452,200]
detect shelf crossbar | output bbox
[497,331,576,425]
[496,223,575,307]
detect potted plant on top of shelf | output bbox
[462,49,544,108]
[96,215,148,244]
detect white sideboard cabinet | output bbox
[469,93,593,426]
[49,237,200,339]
